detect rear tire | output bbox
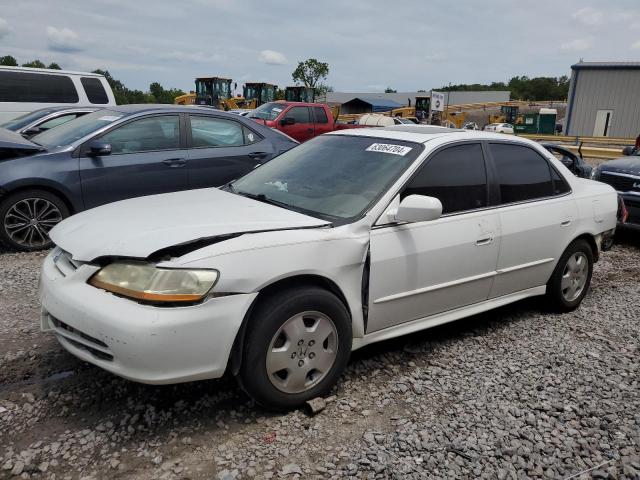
[546,239,594,312]
[238,286,352,410]
[0,189,69,251]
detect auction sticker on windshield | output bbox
[366,143,413,156]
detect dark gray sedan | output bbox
[0,106,100,138]
[0,105,298,251]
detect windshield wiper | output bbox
[235,190,292,210]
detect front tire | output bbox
[546,239,594,312]
[0,189,69,251]
[238,286,352,410]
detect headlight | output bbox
[88,262,219,304]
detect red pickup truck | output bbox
[246,101,356,142]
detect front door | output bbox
[279,106,314,142]
[367,142,500,332]
[186,114,274,188]
[80,114,189,209]
[593,109,613,137]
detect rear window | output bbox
[81,77,109,104]
[312,107,329,124]
[0,71,79,103]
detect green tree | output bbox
[149,82,185,104]
[0,55,18,66]
[47,62,62,70]
[22,59,46,68]
[384,87,397,93]
[292,58,329,90]
[315,83,334,97]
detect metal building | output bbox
[566,62,640,138]
[326,90,510,107]
[339,97,403,114]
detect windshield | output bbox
[1,109,56,131]
[231,135,423,223]
[247,102,286,121]
[32,109,124,148]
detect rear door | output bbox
[79,114,189,209]
[486,142,576,298]
[311,106,332,136]
[279,106,314,142]
[186,114,275,188]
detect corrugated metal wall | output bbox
[566,69,640,137]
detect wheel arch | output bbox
[572,232,599,262]
[0,183,77,215]
[227,274,352,377]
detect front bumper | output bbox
[39,250,257,384]
[620,194,640,230]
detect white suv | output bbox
[40,126,618,409]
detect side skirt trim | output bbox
[353,285,546,350]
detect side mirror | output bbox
[622,146,635,156]
[87,140,112,157]
[395,195,442,223]
[280,117,295,126]
[22,127,41,138]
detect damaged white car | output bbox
[40,126,618,409]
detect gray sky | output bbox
[1,0,639,93]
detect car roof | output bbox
[107,104,245,117]
[328,125,533,145]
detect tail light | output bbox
[618,196,628,224]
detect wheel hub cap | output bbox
[266,311,338,394]
[560,252,588,302]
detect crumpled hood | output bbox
[50,188,330,261]
[0,127,44,152]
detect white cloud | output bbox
[424,53,445,63]
[157,50,225,63]
[572,7,602,26]
[632,40,640,50]
[258,49,287,65]
[46,26,82,52]
[561,38,592,52]
[0,17,8,39]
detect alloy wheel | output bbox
[266,311,338,394]
[4,198,62,248]
[560,252,589,302]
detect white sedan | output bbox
[484,122,514,134]
[40,126,617,409]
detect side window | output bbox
[190,116,245,147]
[243,126,260,145]
[100,115,180,154]
[312,107,328,124]
[402,143,487,214]
[490,143,554,203]
[81,77,109,104]
[287,107,310,123]
[551,167,571,195]
[37,113,80,131]
[0,71,79,103]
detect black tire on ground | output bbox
[0,189,69,251]
[237,286,352,410]
[546,239,594,312]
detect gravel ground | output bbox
[0,233,639,480]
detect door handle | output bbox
[561,220,571,226]
[248,152,268,159]
[307,128,313,133]
[162,158,186,167]
[476,237,493,246]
